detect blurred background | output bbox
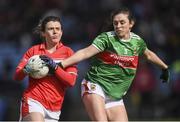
[0,0,180,121]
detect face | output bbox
[42,21,62,44]
[113,13,134,39]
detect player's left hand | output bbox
[160,68,170,83]
[40,55,58,72]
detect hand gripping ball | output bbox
[28,55,49,79]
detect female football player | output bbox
[14,16,78,121]
[59,7,169,121]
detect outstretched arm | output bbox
[61,45,101,68]
[143,48,168,69]
[143,48,169,83]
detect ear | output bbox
[41,32,46,37]
[130,20,135,29]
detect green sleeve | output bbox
[138,39,147,56]
[92,32,108,51]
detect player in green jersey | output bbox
[59,7,170,121]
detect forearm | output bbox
[55,67,77,87]
[146,50,168,69]
[61,45,99,68]
[13,67,27,81]
[144,49,170,83]
[61,50,86,68]
[14,51,31,81]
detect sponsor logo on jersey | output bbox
[97,51,138,69]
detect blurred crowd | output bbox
[0,0,180,121]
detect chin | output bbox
[116,33,124,38]
[52,39,60,43]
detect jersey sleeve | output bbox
[54,47,78,87]
[138,39,147,56]
[13,47,34,81]
[92,32,109,51]
[55,67,77,87]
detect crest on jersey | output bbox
[90,84,96,91]
[133,47,138,55]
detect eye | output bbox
[56,27,60,31]
[113,21,118,26]
[47,27,53,31]
[120,20,126,25]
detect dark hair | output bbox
[34,16,61,34]
[111,7,135,24]
[100,7,135,33]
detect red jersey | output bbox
[14,42,78,111]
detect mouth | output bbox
[116,30,123,33]
[52,36,58,39]
[115,27,122,31]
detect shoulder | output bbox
[130,32,142,40]
[95,31,117,41]
[130,32,147,45]
[101,31,116,38]
[61,44,74,55]
[27,44,41,52]
[23,44,42,57]
[61,44,74,51]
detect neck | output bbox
[45,42,58,53]
[121,32,131,40]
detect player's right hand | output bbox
[23,56,44,74]
[160,68,170,83]
[23,63,39,74]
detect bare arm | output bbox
[61,45,101,68]
[143,48,168,69]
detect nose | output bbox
[53,29,57,34]
[116,22,121,28]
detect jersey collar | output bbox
[39,42,63,50]
[120,32,132,42]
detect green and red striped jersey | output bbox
[85,31,147,100]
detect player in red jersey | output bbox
[14,16,78,121]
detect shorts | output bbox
[19,97,61,122]
[81,79,124,109]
